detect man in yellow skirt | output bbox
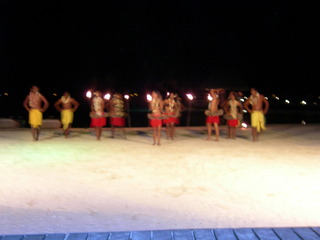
[23,86,49,141]
[244,87,269,141]
[54,92,80,138]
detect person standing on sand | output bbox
[223,92,243,139]
[23,85,49,141]
[163,93,179,140]
[148,91,164,146]
[109,93,126,138]
[54,92,80,138]
[90,91,107,140]
[244,87,269,141]
[205,89,223,141]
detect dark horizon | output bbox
[1,0,318,97]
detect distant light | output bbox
[207,94,213,101]
[243,109,247,113]
[244,96,248,99]
[313,102,318,106]
[275,96,279,100]
[134,93,138,96]
[53,93,57,96]
[186,93,194,101]
[241,122,248,128]
[285,99,290,104]
[147,94,152,102]
[4,92,8,96]
[240,98,245,102]
[167,92,170,96]
[301,120,306,125]
[86,91,92,98]
[265,97,269,100]
[300,100,307,105]
[124,94,130,100]
[104,93,111,100]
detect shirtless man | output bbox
[206,89,223,141]
[244,87,269,141]
[23,85,49,141]
[54,92,80,138]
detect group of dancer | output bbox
[22,85,269,143]
[204,88,269,142]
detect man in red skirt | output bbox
[109,93,126,138]
[90,91,107,140]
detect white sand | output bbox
[0,124,320,235]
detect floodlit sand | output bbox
[0,124,320,235]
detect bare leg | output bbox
[170,123,175,140]
[122,127,126,139]
[96,127,102,140]
[157,126,161,145]
[252,127,258,141]
[165,123,169,139]
[231,127,236,139]
[64,124,71,138]
[31,127,38,141]
[206,123,212,140]
[168,123,173,140]
[227,126,231,139]
[213,122,219,141]
[152,127,156,145]
[172,123,176,139]
[99,127,103,140]
[37,128,40,140]
[111,126,115,138]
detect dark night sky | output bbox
[0,0,318,96]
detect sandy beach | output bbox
[0,124,319,235]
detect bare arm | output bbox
[223,101,229,114]
[54,99,62,112]
[90,100,94,112]
[107,100,114,113]
[23,96,30,111]
[101,99,105,111]
[40,95,49,112]
[159,99,164,113]
[237,101,243,112]
[71,98,80,112]
[244,99,251,113]
[262,96,269,114]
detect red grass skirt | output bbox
[150,119,162,127]
[90,117,107,127]
[110,117,125,127]
[227,119,239,127]
[206,116,220,124]
[163,117,177,124]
